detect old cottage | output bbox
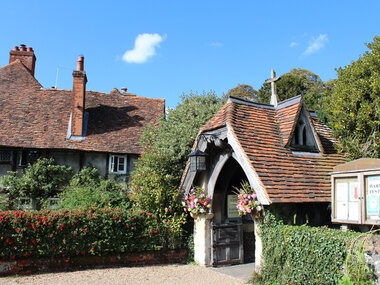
[0,44,164,179]
[181,71,345,268]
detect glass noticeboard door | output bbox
[365,175,380,222]
[334,177,360,222]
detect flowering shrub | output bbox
[0,208,164,261]
[235,181,262,216]
[182,187,211,214]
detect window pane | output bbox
[0,150,12,162]
[334,177,359,221]
[365,175,380,221]
[119,157,125,171]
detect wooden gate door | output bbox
[211,223,244,266]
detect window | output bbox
[0,150,12,163]
[109,155,127,174]
[290,114,319,152]
[18,150,40,167]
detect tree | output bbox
[257,68,326,113]
[130,91,225,216]
[129,91,224,246]
[323,36,380,159]
[0,158,73,210]
[225,84,259,101]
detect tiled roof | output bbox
[200,96,345,203]
[0,60,165,154]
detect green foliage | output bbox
[130,91,223,248]
[0,208,163,260]
[57,167,130,210]
[257,212,374,285]
[0,158,73,210]
[343,241,376,284]
[257,68,326,114]
[323,36,380,159]
[225,84,259,101]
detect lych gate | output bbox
[181,70,345,270]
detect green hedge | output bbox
[0,208,162,260]
[257,213,370,285]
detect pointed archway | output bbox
[211,157,255,265]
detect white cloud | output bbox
[122,33,165,63]
[210,42,223,47]
[303,34,328,55]
[289,41,298,48]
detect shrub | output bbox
[0,208,162,260]
[0,158,73,210]
[257,213,375,285]
[57,167,130,210]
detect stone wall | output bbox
[0,249,186,276]
[364,235,380,278]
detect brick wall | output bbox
[0,249,186,276]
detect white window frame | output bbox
[109,154,127,174]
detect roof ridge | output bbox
[229,96,275,110]
[276,95,302,109]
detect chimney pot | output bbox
[9,44,36,76]
[77,56,84,71]
[121,87,127,93]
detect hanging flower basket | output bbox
[182,187,212,215]
[234,181,263,218]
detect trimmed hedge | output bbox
[258,213,368,285]
[0,208,162,260]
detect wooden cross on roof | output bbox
[265,69,281,107]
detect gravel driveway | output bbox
[1,264,246,285]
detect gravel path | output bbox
[1,264,247,285]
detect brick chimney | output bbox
[71,56,87,137]
[9,44,37,76]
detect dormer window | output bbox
[294,120,307,146]
[109,155,127,174]
[290,109,319,152]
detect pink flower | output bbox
[243,194,248,198]
[252,194,257,199]
[184,208,187,212]
[247,208,252,213]
[200,194,205,198]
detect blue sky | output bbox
[0,1,379,108]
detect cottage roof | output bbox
[0,60,165,154]
[191,95,345,203]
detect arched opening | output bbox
[212,157,255,264]
[294,125,299,145]
[302,125,307,146]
